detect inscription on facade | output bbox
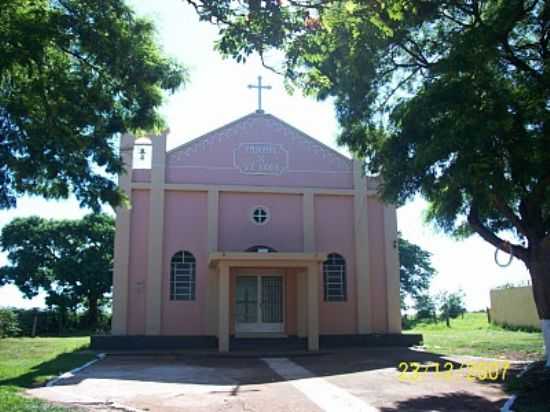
[233,143,289,175]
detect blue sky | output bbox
[0,0,531,310]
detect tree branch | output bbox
[260,52,284,76]
[376,67,421,112]
[467,206,528,262]
[491,194,530,238]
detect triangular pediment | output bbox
[165,112,353,189]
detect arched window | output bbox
[323,253,346,302]
[170,251,196,301]
[245,245,277,253]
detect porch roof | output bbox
[208,251,327,269]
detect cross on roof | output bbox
[248,75,272,113]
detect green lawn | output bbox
[0,337,93,412]
[406,312,544,360]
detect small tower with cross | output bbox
[248,75,272,113]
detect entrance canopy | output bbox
[208,251,327,269]
[209,251,327,352]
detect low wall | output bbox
[490,286,540,330]
[91,334,423,351]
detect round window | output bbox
[251,206,270,225]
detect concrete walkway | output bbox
[28,348,512,412]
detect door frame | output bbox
[234,271,285,336]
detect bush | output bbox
[7,307,111,336]
[0,308,21,337]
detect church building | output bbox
[103,80,406,352]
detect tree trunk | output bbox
[528,238,550,367]
[88,297,99,329]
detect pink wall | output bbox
[165,114,353,189]
[127,190,150,334]
[161,191,209,335]
[219,192,303,252]
[367,197,389,332]
[132,169,150,183]
[123,113,395,336]
[315,195,357,334]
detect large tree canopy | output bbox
[1,0,185,210]
[0,214,114,327]
[399,235,435,310]
[185,1,550,321]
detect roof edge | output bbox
[166,112,259,155]
[165,111,352,165]
[264,113,352,163]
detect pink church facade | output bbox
[107,112,404,352]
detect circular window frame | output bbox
[250,206,271,225]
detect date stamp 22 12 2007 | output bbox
[397,360,511,382]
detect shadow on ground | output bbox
[378,392,505,412]
[0,349,95,388]
[50,347,482,386]
[26,347,514,412]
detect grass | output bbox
[0,336,93,412]
[405,312,544,361]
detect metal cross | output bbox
[248,75,272,113]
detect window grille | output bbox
[170,251,196,301]
[251,207,269,224]
[323,253,346,302]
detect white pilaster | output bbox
[297,273,307,337]
[384,204,402,333]
[206,190,220,335]
[303,190,315,252]
[307,263,320,351]
[111,133,134,335]
[145,131,167,335]
[218,263,230,352]
[353,159,370,333]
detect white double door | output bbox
[235,275,284,334]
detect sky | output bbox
[0,0,531,311]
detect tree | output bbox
[1,0,185,211]
[184,0,550,365]
[414,293,437,322]
[436,290,467,327]
[0,308,21,338]
[0,214,114,328]
[399,235,435,310]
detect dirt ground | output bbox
[28,348,516,412]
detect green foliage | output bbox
[0,309,20,338]
[437,289,467,323]
[414,293,437,321]
[187,0,550,316]
[6,307,110,337]
[398,234,435,310]
[1,0,186,211]
[0,214,115,328]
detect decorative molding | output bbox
[132,182,364,196]
[165,114,352,172]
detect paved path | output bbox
[28,348,511,412]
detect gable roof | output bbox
[166,111,351,165]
